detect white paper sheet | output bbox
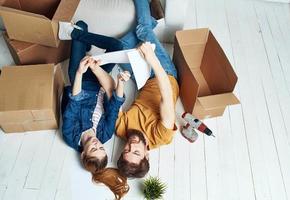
[92,49,132,65]
[91,45,155,90]
[127,50,151,89]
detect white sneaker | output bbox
[58,21,83,40]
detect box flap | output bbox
[0,0,21,10]
[193,100,226,119]
[198,92,240,110]
[3,32,22,64]
[175,29,209,70]
[52,0,79,21]
[32,109,55,120]
[0,64,55,111]
[0,6,48,19]
[3,32,70,65]
[19,0,60,19]
[0,64,54,80]
[23,119,57,131]
[173,40,199,113]
[175,28,209,45]
[3,32,35,54]
[52,64,64,125]
[1,123,25,133]
[200,31,238,94]
[191,68,211,96]
[0,110,33,123]
[1,119,57,133]
[0,7,58,47]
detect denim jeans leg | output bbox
[68,23,88,85]
[131,0,177,78]
[71,21,125,80]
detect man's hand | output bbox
[138,42,158,66]
[77,56,94,75]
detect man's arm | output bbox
[139,42,175,129]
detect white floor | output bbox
[1,0,290,199]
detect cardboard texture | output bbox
[0,0,79,47]
[3,33,70,65]
[0,64,64,133]
[173,28,240,119]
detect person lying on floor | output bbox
[60,21,130,174]
[115,0,179,179]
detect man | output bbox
[115,0,179,178]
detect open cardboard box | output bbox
[3,32,70,65]
[173,28,240,119]
[0,0,79,47]
[0,63,64,133]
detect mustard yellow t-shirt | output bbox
[116,75,179,149]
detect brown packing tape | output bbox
[197,92,240,110]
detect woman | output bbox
[60,21,130,173]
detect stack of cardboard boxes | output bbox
[0,0,80,133]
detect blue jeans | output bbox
[119,0,177,79]
[68,0,177,83]
[68,21,123,91]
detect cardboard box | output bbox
[3,33,71,65]
[0,64,64,133]
[173,28,240,119]
[0,0,79,47]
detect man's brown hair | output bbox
[117,154,149,178]
[81,154,108,173]
[117,129,150,178]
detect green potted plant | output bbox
[143,176,167,200]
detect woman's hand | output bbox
[77,56,94,75]
[117,71,131,82]
[89,59,102,73]
[138,42,158,66]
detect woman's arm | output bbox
[72,56,93,96]
[89,60,115,99]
